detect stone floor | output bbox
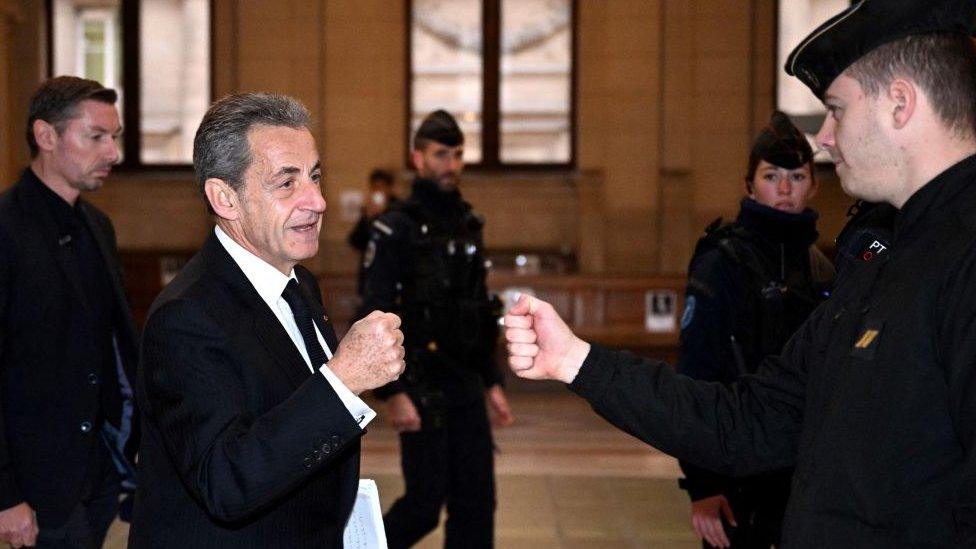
[37,386,702,548]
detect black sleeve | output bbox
[358,213,410,399]
[677,248,740,383]
[569,305,820,478]
[0,230,23,511]
[676,248,741,499]
[346,214,371,252]
[935,241,976,544]
[139,299,364,523]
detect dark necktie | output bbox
[281,279,329,370]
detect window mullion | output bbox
[482,0,501,167]
[121,0,140,167]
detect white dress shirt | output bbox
[215,226,375,428]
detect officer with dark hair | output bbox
[677,112,833,549]
[360,109,514,548]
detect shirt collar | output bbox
[25,167,79,230]
[214,225,296,311]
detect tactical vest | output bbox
[695,220,834,373]
[397,201,497,362]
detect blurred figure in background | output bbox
[348,169,399,296]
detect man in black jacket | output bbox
[0,76,139,548]
[360,110,513,548]
[504,1,976,546]
[129,93,405,547]
[678,112,833,549]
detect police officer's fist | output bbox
[504,295,590,384]
[330,311,405,394]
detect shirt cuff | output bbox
[319,365,376,428]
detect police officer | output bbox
[503,1,976,546]
[360,110,514,548]
[678,112,833,549]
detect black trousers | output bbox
[703,472,792,549]
[36,437,120,549]
[383,397,496,549]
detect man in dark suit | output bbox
[128,93,406,548]
[0,76,139,548]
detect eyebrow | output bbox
[271,161,322,179]
[91,124,123,135]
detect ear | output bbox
[204,178,241,221]
[32,119,58,153]
[888,78,916,130]
[410,149,424,172]
[744,176,754,197]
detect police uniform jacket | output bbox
[677,198,831,502]
[567,154,976,547]
[360,178,502,407]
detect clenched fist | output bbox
[329,310,405,394]
[0,502,38,549]
[504,294,590,384]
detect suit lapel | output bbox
[205,234,314,388]
[252,313,315,388]
[78,202,130,324]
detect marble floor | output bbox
[53,385,702,548]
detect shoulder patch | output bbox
[680,295,696,330]
[363,240,377,268]
[372,219,393,236]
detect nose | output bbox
[303,179,327,213]
[816,115,835,153]
[776,175,791,195]
[105,138,121,165]
[449,155,463,173]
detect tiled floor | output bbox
[66,387,701,548]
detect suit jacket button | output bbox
[320,443,332,455]
[80,421,93,433]
[87,373,100,385]
[330,434,340,444]
[302,456,314,469]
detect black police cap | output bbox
[752,111,813,171]
[415,109,464,147]
[785,0,976,100]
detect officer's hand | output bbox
[486,385,514,427]
[330,311,405,395]
[690,494,736,549]
[385,392,421,432]
[0,502,38,548]
[504,295,590,384]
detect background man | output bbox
[360,110,514,548]
[504,1,976,546]
[348,168,399,295]
[0,76,138,549]
[129,93,405,547]
[678,111,833,549]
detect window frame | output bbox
[46,0,215,172]
[405,0,578,172]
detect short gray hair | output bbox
[192,93,311,210]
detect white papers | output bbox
[343,479,388,549]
